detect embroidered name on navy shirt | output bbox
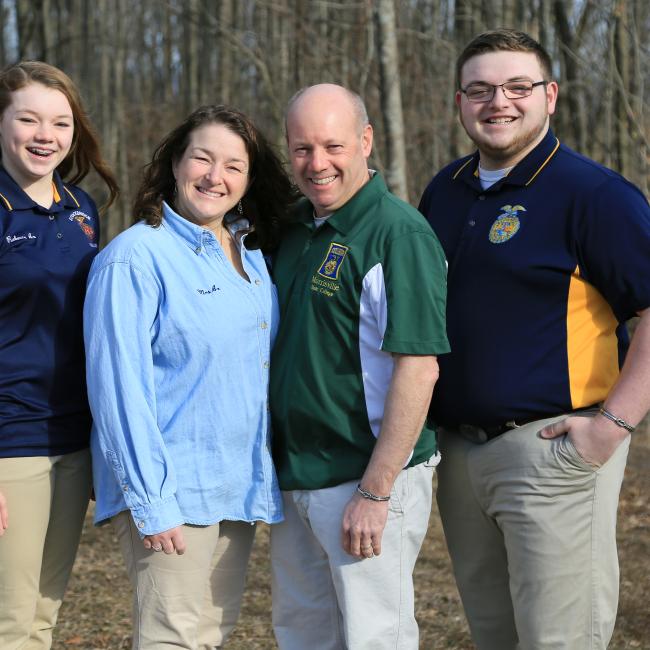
[6,232,37,244]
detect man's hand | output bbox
[540,414,630,467]
[143,525,186,555]
[0,490,8,536]
[341,492,389,559]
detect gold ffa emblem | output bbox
[488,204,525,244]
[317,242,349,280]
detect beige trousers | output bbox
[271,460,435,650]
[113,512,255,650]
[0,449,91,650]
[437,417,630,650]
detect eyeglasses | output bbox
[460,80,548,103]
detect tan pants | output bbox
[0,449,91,650]
[437,417,630,650]
[271,460,435,650]
[113,512,255,650]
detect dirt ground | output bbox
[53,431,649,650]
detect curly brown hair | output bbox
[133,105,296,251]
[0,61,119,214]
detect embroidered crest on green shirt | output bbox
[317,242,349,279]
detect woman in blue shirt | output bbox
[84,105,295,649]
[0,61,118,649]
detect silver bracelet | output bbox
[356,484,390,502]
[598,407,636,433]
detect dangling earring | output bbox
[237,199,243,215]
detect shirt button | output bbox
[122,485,129,492]
[48,215,55,221]
[478,195,486,201]
[195,246,202,254]
[263,361,270,369]
[254,279,262,286]
[260,322,268,330]
[56,232,63,239]
[468,220,476,226]
[137,521,145,529]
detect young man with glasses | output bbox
[419,29,650,650]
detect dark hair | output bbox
[456,29,553,88]
[133,105,296,251]
[0,61,119,214]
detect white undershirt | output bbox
[312,169,377,227]
[478,163,512,190]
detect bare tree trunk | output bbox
[16,0,34,58]
[538,0,553,56]
[374,0,408,201]
[0,4,7,66]
[163,1,174,105]
[217,0,234,105]
[631,0,648,194]
[184,0,200,113]
[553,0,587,152]
[38,0,52,59]
[613,0,631,178]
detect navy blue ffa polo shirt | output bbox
[0,166,100,457]
[419,129,650,427]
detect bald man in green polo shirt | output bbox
[269,84,450,650]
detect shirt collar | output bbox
[0,166,80,212]
[452,128,560,191]
[161,201,251,254]
[293,172,388,235]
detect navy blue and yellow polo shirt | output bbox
[271,173,449,490]
[419,129,650,427]
[0,166,100,457]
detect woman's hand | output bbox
[143,526,186,555]
[0,490,8,535]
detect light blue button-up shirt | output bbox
[84,202,282,535]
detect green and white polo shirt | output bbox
[270,173,450,490]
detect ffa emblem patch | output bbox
[317,242,349,280]
[488,204,526,244]
[69,211,96,244]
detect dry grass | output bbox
[53,431,649,649]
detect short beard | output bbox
[461,115,550,168]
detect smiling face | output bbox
[0,82,74,188]
[172,122,250,231]
[456,51,558,170]
[286,85,372,217]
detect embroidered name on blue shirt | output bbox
[197,284,220,295]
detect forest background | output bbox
[1,0,647,241]
[2,0,648,647]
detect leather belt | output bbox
[455,406,599,443]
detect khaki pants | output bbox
[0,449,91,650]
[437,417,630,650]
[113,512,255,650]
[271,460,435,650]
